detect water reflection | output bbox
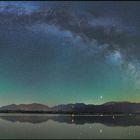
[0,114,140,126]
[0,114,140,139]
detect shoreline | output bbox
[0,112,139,116]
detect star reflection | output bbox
[99,129,103,133]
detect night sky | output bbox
[0,1,140,106]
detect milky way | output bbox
[0,1,140,106]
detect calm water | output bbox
[0,114,140,139]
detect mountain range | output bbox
[0,102,140,114]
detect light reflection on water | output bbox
[0,114,140,139]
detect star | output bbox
[100,96,103,99]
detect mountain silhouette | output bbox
[0,103,49,111]
[0,101,140,114]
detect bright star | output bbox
[100,96,103,99]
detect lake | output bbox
[0,114,140,139]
